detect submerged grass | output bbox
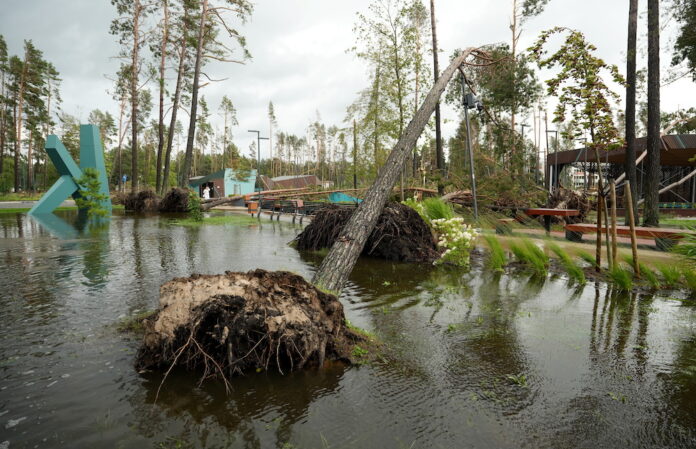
[483,234,506,272]
[171,214,258,227]
[548,242,585,284]
[116,310,155,333]
[608,264,633,291]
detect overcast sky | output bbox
[1,0,694,160]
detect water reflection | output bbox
[1,213,696,448]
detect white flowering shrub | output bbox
[430,217,479,266]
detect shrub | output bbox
[423,197,455,221]
[578,250,598,269]
[74,168,109,217]
[672,226,696,261]
[187,190,203,222]
[431,217,478,267]
[510,239,547,276]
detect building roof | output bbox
[261,174,322,190]
[547,134,696,167]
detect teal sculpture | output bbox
[29,124,111,215]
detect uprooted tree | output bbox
[312,47,486,294]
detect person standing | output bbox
[202,185,210,200]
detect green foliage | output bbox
[681,267,696,292]
[622,255,661,289]
[75,168,109,218]
[506,373,528,388]
[672,0,696,81]
[510,239,547,276]
[656,263,682,288]
[608,265,633,292]
[529,27,625,151]
[578,250,598,269]
[187,190,202,222]
[548,243,585,284]
[483,234,506,272]
[431,217,478,267]
[422,197,454,221]
[116,310,155,333]
[673,227,696,261]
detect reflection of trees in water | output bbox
[128,364,347,448]
[665,333,696,441]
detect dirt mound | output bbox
[294,202,439,263]
[159,188,190,213]
[124,190,161,213]
[135,269,361,379]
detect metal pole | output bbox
[464,103,478,221]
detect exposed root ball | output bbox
[159,188,190,213]
[124,190,161,213]
[294,202,438,263]
[135,270,360,379]
[547,187,592,224]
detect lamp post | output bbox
[248,130,269,190]
[460,72,482,221]
[545,129,558,191]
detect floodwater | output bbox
[1,211,695,449]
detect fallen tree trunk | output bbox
[312,48,480,294]
[201,195,243,211]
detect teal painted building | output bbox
[188,169,257,198]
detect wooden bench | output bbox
[525,208,580,233]
[564,223,693,251]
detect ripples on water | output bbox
[0,211,695,448]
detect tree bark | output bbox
[131,0,142,193]
[312,49,476,294]
[162,12,188,194]
[14,47,28,193]
[624,0,639,225]
[643,0,661,226]
[155,0,169,193]
[182,0,208,187]
[429,0,444,180]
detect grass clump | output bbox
[510,239,547,276]
[578,250,598,269]
[608,264,633,292]
[548,243,585,284]
[116,310,155,333]
[422,197,454,221]
[483,234,506,272]
[656,263,682,288]
[682,267,696,292]
[622,255,661,289]
[171,214,257,227]
[672,226,696,261]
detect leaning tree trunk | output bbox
[312,48,476,294]
[624,0,639,225]
[643,0,661,227]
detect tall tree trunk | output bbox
[312,49,475,294]
[182,0,208,187]
[429,0,444,180]
[155,0,169,193]
[14,49,28,193]
[624,0,639,225]
[510,0,519,171]
[643,0,660,226]
[162,21,188,194]
[26,132,33,191]
[131,0,142,193]
[0,67,6,176]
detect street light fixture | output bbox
[460,71,482,221]
[248,129,269,191]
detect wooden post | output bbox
[625,180,640,277]
[603,194,612,269]
[595,193,603,272]
[610,181,618,268]
[312,48,478,294]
